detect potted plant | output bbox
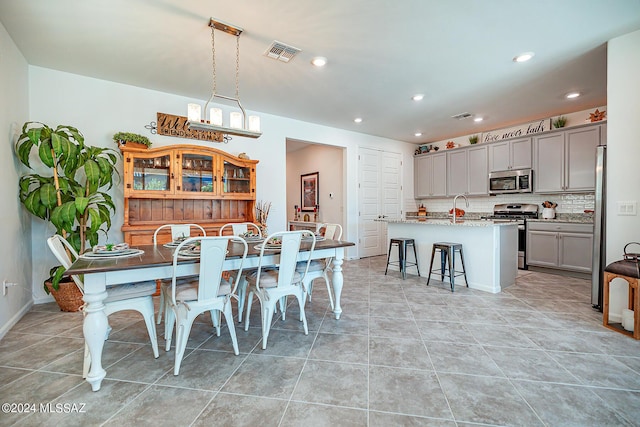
[468,135,479,144]
[16,122,120,309]
[113,131,152,149]
[552,116,567,128]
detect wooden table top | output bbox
[65,239,354,276]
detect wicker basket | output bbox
[45,280,84,312]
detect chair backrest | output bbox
[322,223,343,240]
[46,235,84,291]
[171,236,247,303]
[153,223,206,243]
[255,230,315,290]
[219,222,262,237]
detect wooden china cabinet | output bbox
[120,144,259,245]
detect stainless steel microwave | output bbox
[488,168,533,195]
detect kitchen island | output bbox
[384,219,518,293]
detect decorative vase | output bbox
[542,208,556,219]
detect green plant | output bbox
[553,116,567,128]
[16,122,120,290]
[468,135,479,144]
[112,131,151,147]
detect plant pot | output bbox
[118,140,148,150]
[45,280,84,312]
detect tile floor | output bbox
[1,256,640,426]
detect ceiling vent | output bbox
[264,40,302,63]
[451,112,472,120]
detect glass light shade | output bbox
[187,103,202,122]
[209,108,223,126]
[248,115,261,132]
[230,112,243,129]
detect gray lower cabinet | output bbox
[415,152,447,198]
[526,222,594,273]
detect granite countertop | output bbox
[527,213,594,224]
[383,218,517,227]
[406,212,594,224]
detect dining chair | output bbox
[163,236,248,375]
[244,230,315,349]
[218,222,262,237]
[154,223,207,325]
[296,223,342,309]
[219,222,262,322]
[47,235,159,378]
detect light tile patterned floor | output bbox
[1,256,640,426]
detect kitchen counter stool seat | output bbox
[426,242,468,292]
[603,260,640,339]
[385,238,420,279]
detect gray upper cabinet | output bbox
[447,146,488,196]
[488,137,531,172]
[414,152,447,198]
[534,124,601,193]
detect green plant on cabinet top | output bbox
[113,131,152,147]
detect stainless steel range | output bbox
[483,203,539,269]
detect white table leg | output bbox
[331,249,344,319]
[82,276,109,392]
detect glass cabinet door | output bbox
[221,159,253,195]
[180,153,216,194]
[132,154,171,192]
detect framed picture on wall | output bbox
[301,172,319,211]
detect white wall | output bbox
[606,29,640,316]
[286,143,344,227]
[27,66,415,303]
[0,22,32,337]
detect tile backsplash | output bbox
[411,192,595,215]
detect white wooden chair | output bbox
[47,235,159,378]
[154,223,206,325]
[163,236,248,375]
[296,223,342,309]
[219,222,262,322]
[244,231,315,349]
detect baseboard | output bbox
[0,301,34,340]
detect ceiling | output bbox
[2,0,640,144]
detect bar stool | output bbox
[385,238,420,279]
[426,242,468,292]
[603,259,640,339]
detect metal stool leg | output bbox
[458,247,469,287]
[440,248,446,281]
[411,242,420,276]
[448,248,455,292]
[426,245,436,286]
[384,241,394,275]
[399,241,406,279]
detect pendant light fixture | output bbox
[187,18,262,139]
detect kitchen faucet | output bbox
[452,194,469,224]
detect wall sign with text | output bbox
[482,119,552,143]
[157,112,224,143]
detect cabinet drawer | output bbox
[527,222,593,234]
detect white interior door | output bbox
[358,148,402,258]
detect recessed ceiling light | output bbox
[565,92,581,99]
[412,94,424,101]
[474,117,483,122]
[513,52,535,63]
[311,56,327,67]
[353,117,363,123]
[414,132,422,137]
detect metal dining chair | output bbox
[296,223,342,309]
[244,230,315,349]
[154,223,206,325]
[219,222,262,322]
[47,235,159,378]
[163,236,248,375]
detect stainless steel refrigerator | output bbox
[591,145,606,309]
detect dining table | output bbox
[64,238,355,392]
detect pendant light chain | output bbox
[235,34,240,100]
[211,24,217,99]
